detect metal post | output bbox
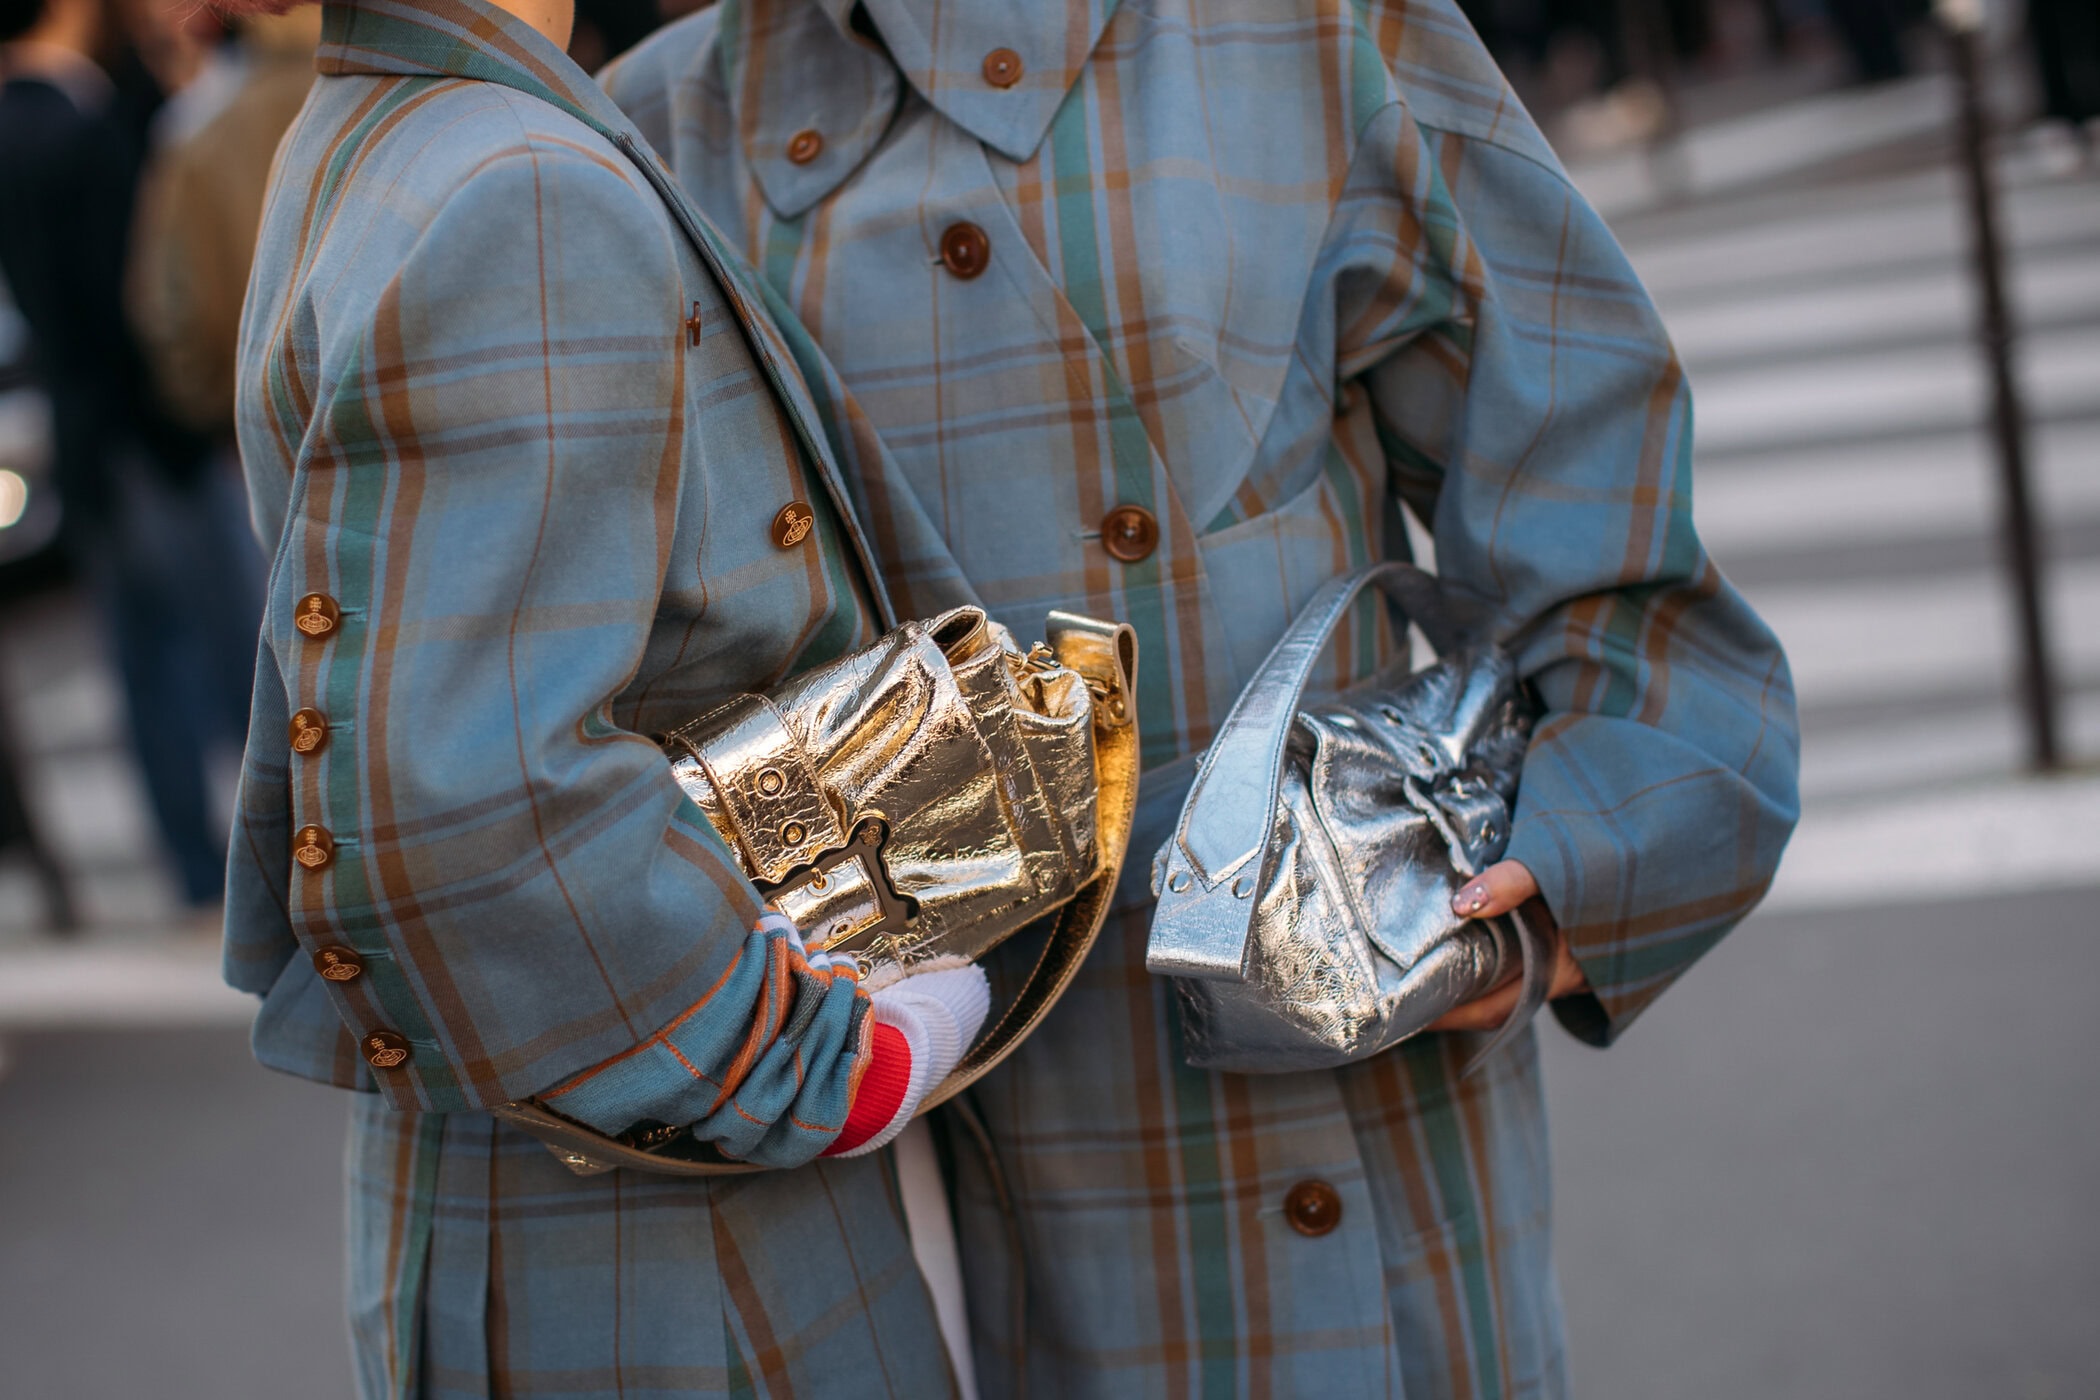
[1939,0,2061,771]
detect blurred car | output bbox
[0,280,67,595]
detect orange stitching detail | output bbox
[542,946,744,1097]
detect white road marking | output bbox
[1763,769,2100,912]
[1690,323,2100,457]
[1663,252,2100,367]
[0,942,254,1029]
[1695,421,2100,558]
[1742,558,2100,706]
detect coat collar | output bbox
[717,0,1120,219]
[316,0,640,139]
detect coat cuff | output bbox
[536,913,872,1168]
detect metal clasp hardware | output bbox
[759,816,915,942]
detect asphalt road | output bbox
[4,882,2097,1400]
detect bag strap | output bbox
[606,133,902,629]
[1150,561,1457,978]
[1148,561,1547,1073]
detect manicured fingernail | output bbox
[1454,884,1488,914]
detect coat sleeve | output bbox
[1337,95,1800,1045]
[276,137,868,1165]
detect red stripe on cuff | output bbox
[823,1020,912,1156]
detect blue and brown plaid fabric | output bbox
[229,0,973,1392]
[603,0,1800,1392]
[347,1097,955,1399]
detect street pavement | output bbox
[2,73,2097,1400]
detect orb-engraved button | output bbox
[756,766,786,796]
[294,593,340,640]
[312,945,365,982]
[362,1029,411,1070]
[293,825,335,871]
[939,222,991,279]
[1284,1179,1342,1237]
[288,707,329,756]
[982,47,1023,87]
[781,821,808,846]
[772,501,815,548]
[1100,504,1159,563]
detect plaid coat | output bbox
[602,0,1800,1394]
[230,0,969,1393]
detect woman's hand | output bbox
[1425,860,1590,1033]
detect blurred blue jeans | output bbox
[82,448,261,906]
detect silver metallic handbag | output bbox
[1147,562,1549,1073]
[498,604,1141,1174]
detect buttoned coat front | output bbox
[600,0,1803,1395]
[228,0,977,1394]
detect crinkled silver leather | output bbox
[1148,563,1550,1073]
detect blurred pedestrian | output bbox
[0,0,260,912]
[129,6,320,440]
[2026,0,2100,160]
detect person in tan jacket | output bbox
[128,7,317,435]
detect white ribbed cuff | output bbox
[834,965,991,1157]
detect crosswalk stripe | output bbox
[1743,559,2100,706]
[1662,252,2100,368]
[1696,422,2100,558]
[1691,325,2100,457]
[1623,176,2100,299]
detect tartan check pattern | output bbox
[229,1,978,1391]
[230,0,893,1144]
[347,1097,956,1399]
[602,0,1800,1392]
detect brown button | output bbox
[1099,504,1159,563]
[293,824,335,871]
[787,128,824,164]
[982,47,1023,88]
[939,221,991,279]
[312,944,365,982]
[362,1029,411,1070]
[1284,1179,1343,1237]
[288,707,330,756]
[294,593,341,640]
[771,501,815,549]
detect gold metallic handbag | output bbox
[496,605,1139,1175]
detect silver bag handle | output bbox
[1149,561,1550,1072]
[1151,562,1455,975]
